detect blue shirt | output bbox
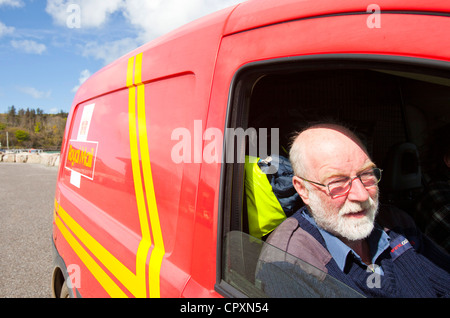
[301,208,390,275]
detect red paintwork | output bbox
[53,0,450,297]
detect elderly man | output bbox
[259,123,450,297]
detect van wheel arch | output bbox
[52,266,69,298]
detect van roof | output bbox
[225,0,450,35]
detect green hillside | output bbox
[0,106,68,150]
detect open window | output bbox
[217,55,450,297]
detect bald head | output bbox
[289,124,370,179]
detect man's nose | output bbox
[347,177,370,202]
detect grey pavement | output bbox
[0,163,58,298]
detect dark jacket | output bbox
[258,205,450,297]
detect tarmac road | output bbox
[0,163,58,298]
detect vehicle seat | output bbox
[380,142,423,213]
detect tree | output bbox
[7,105,16,126]
[0,107,67,150]
[34,122,42,133]
[15,129,30,144]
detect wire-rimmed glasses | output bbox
[298,167,382,199]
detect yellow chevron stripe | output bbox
[132,52,166,298]
[128,54,152,298]
[54,207,127,298]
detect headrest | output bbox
[382,142,422,192]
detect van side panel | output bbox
[135,8,236,297]
[222,14,450,63]
[56,90,143,297]
[140,73,199,297]
[53,6,236,298]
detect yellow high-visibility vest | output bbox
[244,156,288,239]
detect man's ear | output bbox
[293,176,310,206]
[444,154,450,168]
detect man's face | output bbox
[292,127,380,241]
[307,183,379,241]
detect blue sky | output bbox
[0,0,244,114]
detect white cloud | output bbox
[46,0,124,28]
[72,69,91,92]
[46,0,245,64]
[122,0,245,42]
[11,39,47,54]
[0,21,15,37]
[49,107,60,114]
[81,37,140,65]
[77,0,124,28]
[0,0,24,8]
[46,0,244,31]
[45,0,72,26]
[18,86,52,99]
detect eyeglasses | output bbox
[298,167,382,199]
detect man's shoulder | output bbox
[265,211,332,272]
[266,217,300,250]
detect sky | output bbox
[0,0,245,114]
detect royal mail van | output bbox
[51,0,450,298]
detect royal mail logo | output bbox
[65,140,99,180]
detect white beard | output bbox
[307,189,379,241]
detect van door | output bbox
[205,8,450,297]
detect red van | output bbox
[52,0,450,298]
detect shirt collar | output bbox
[301,208,390,272]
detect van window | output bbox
[218,56,450,297]
[223,231,363,297]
